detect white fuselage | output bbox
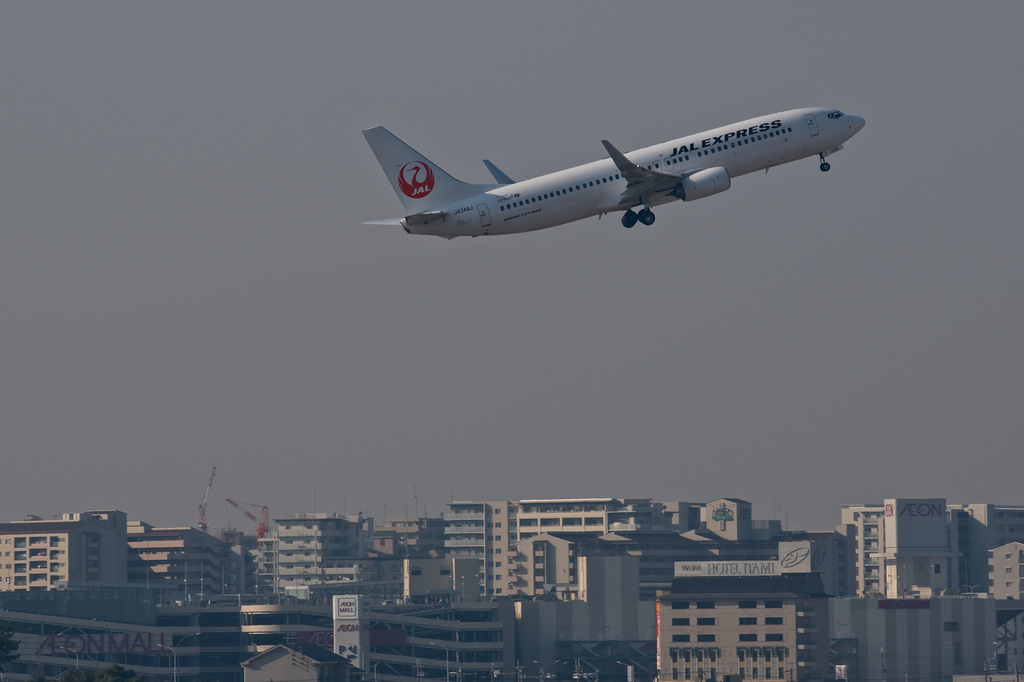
[404,107,864,238]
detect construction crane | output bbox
[198,466,216,532]
[225,498,270,539]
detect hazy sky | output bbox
[2,3,1022,534]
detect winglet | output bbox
[602,140,638,175]
[483,160,515,184]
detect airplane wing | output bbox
[601,140,683,208]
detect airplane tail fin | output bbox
[363,126,498,215]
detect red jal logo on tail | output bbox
[398,161,435,198]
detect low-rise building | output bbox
[241,644,353,682]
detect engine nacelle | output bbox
[680,166,731,201]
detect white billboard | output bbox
[333,595,368,671]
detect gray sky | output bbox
[2,2,1022,533]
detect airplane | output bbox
[363,107,865,239]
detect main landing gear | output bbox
[819,152,831,172]
[621,208,655,228]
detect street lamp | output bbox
[429,641,451,682]
[58,645,80,670]
[158,644,178,682]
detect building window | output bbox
[696,601,715,609]
[738,600,757,609]
[739,634,758,642]
[672,618,690,626]
[672,635,690,642]
[765,634,784,642]
[765,617,783,625]
[764,600,783,609]
[739,617,757,625]
[672,601,690,610]
[696,634,716,642]
[944,621,960,632]
[696,618,716,626]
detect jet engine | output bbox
[679,166,731,201]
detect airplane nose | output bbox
[849,115,866,132]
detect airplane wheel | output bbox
[638,209,655,226]
[621,211,638,228]
[820,162,831,172]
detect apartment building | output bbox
[255,513,373,592]
[126,521,247,598]
[445,499,693,597]
[990,541,1024,599]
[372,517,445,557]
[0,510,128,591]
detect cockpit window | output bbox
[827,110,844,119]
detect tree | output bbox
[0,622,20,671]
[57,665,143,682]
[93,665,143,682]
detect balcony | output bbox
[445,538,486,548]
[445,511,485,522]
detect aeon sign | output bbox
[398,161,435,199]
[899,501,944,517]
[884,498,948,550]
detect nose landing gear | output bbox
[819,152,831,172]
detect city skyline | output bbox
[2,3,1023,532]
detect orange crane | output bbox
[198,466,216,532]
[225,498,270,539]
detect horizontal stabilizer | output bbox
[404,211,447,225]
